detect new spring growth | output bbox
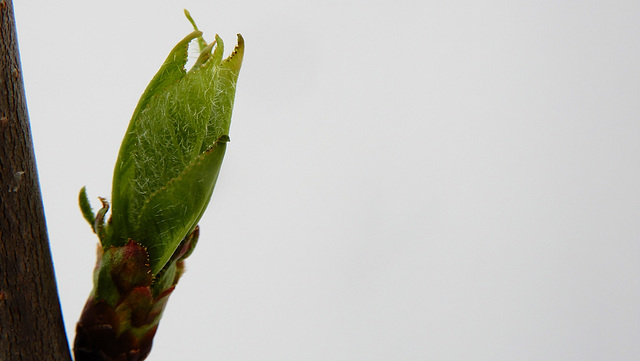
[80,10,244,274]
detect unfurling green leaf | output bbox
[100,19,243,273]
[74,12,244,361]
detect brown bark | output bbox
[0,1,72,360]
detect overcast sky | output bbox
[13,1,640,360]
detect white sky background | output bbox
[12,1,640,360]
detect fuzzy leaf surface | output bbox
[107,29,243,272]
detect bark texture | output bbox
[0,1,72,359]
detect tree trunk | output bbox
[0,1,73,360]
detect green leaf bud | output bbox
[74,12,243,360]
[106,21,243,273]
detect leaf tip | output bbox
[79,186,96,230]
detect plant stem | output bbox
[0,1,72,359]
